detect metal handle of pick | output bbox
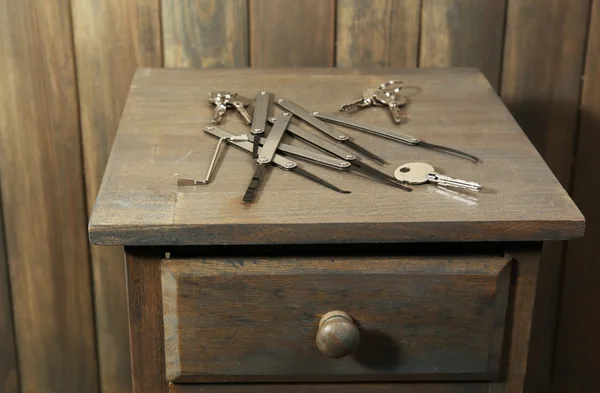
[177,134,249,186]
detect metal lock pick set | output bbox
[178,81,482,203]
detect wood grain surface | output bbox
[71,1,162,392]
[489,245,541,393]
[0,199,18,393]
[126,248,169,393]
[162,254,510,382]
[88,68,584,246]
[0,1,99,392]
[336,0,421,67]
[162,0,248,67]
[420,0,507,91]
[249,0,335,67]
[170,383,489,393]
[554,2,600,392]
[501,3,591,391]
[501,0,590,186]
[0,3,593,392]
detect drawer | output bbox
[161,253,511,383]
[169,383,489,393]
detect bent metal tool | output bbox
[177,134,249,186]
[203,126,350,197]
[275,98,387,165]
[313,112,481,163]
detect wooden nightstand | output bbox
[89,68,584,393]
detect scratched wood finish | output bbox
[88,68,584,246]
[126,248,169,393]
[170,383,489,393]
[162,0,248,67]
[420,0,507,91]
[71,1,162,392]
[0,1,99,392]
[162,254,510,382]
[501,3,591,391]
[336,0,421,67]
[249,0,335,67]
[0,201,18,392]
[554,2,600,392]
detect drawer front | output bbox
[162,254,511,383]
[170,383,489,393]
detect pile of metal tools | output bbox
[178,81,482,203]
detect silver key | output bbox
[339,89,382,112]
[210,98,228,124]
[227,95,252,124]
[209,91,236,104]
[209,92,234,124]
[208,91,252,124]
[393,162,482,191]
[372,89,407,124]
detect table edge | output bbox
[89,219,585,246]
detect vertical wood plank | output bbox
[501,0,590,186]
[420,0,507,90]
[0,0,99,392]
[501,3,590,392]
[0,198,18,393]
[126,248,168,393]
[554,1,600,392]
[489,245,541,393]
[162,0,249,67]
[250,0,335,67]
[71,1,162,392]
[336,0,421,68]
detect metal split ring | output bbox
[378,80,404,92]
[383,87,403,98]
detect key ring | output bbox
[378,80,404,92]
[383,86,403,98]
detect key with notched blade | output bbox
[394,162,482,191]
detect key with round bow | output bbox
[372,89,407,124]
[209,91,252,124]
[339,81,408,124]
[394,162,482,191]
[338,89,382,112]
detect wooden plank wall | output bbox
[0,195,18,393]
[0,1,597,392]
[554,1,600,392]
[420,0,506,90]
[0,1,99,392]
[71,1,162,392]
[501,2,592,392]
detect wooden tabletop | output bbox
[88,68,584,246]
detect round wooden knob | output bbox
[316,311,360,358]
